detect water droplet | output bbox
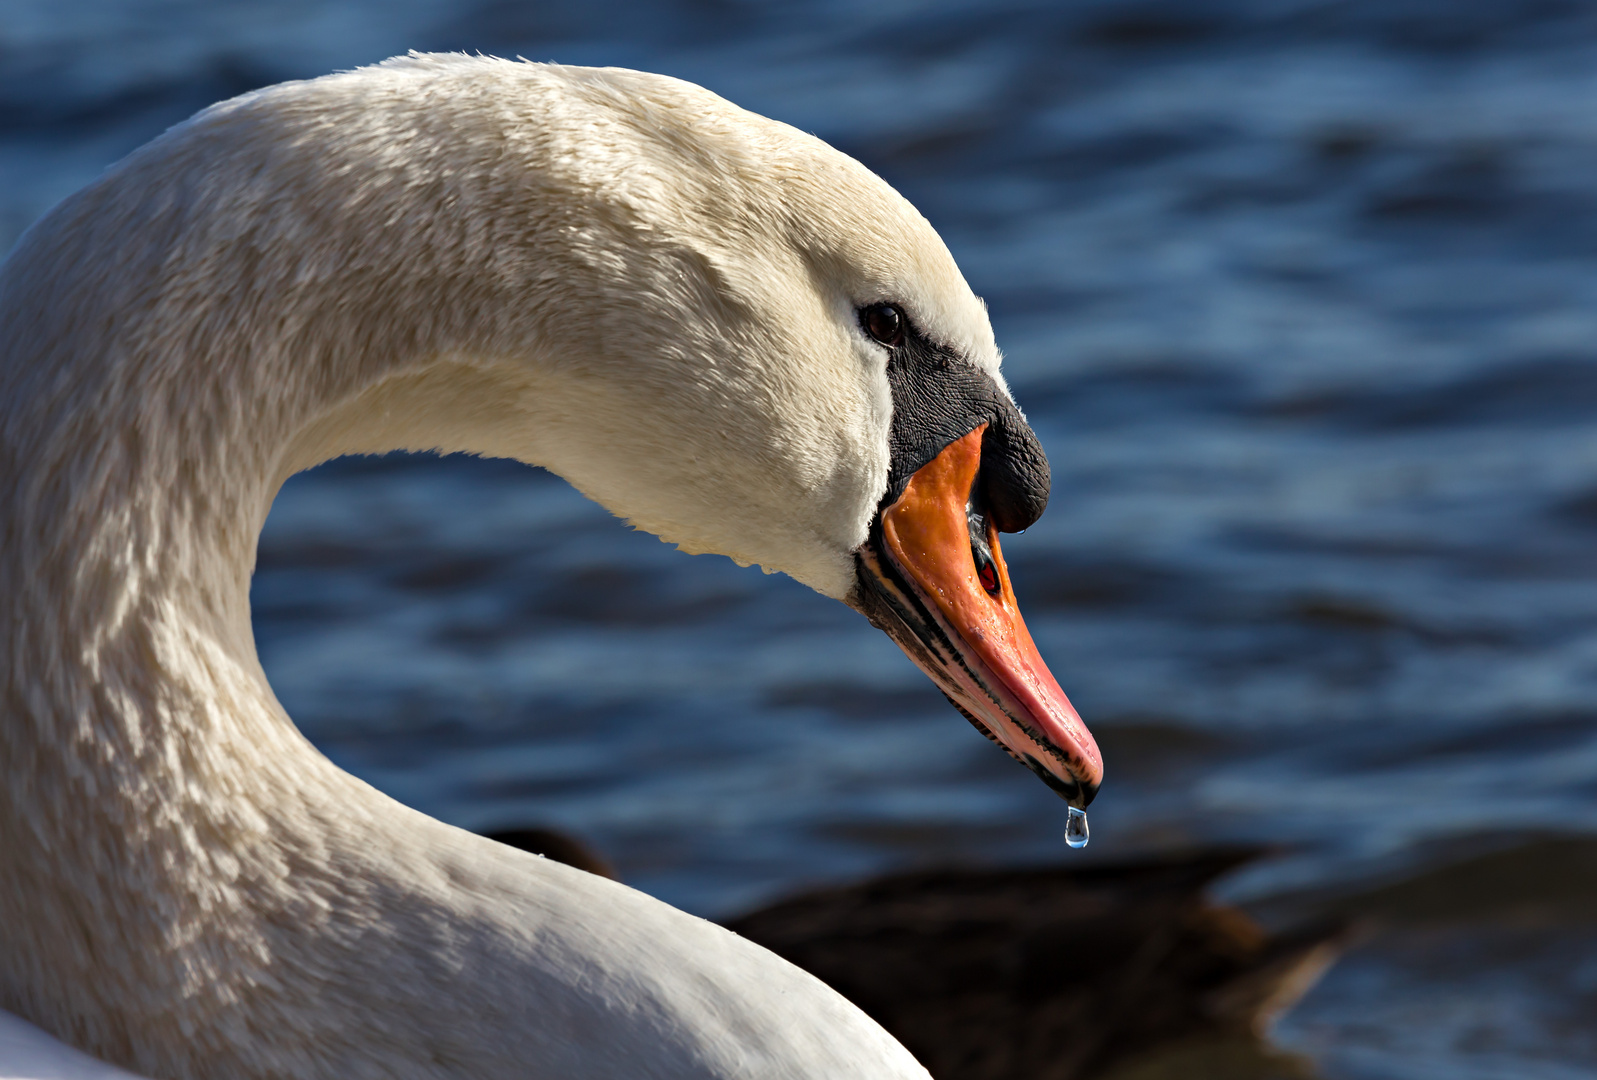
[1065,806,1089,849]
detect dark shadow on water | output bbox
[1263,833,1597,927]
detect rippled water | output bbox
[9,1,1597,1076]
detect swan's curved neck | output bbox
[0,136,553,1061]
[0,55,966,1080]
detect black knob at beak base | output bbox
[979,412,1050,534]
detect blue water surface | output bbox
[9,1,1597,1076]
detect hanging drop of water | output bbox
[1065,806,1089,849]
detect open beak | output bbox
[852,425,1103,807]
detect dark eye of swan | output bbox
[861,303,905,347]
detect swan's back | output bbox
[0,1010,147,1079]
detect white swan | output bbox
[0,54,1103,1080]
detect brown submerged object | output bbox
[487,831,1346,1080]
[726,848,1346,1080]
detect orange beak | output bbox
[854,426,1102,807]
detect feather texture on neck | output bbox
[0,54,968,1079]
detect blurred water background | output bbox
[8,0,1597,1075]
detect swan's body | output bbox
[0,55,1100,1079]
[0,1011,145,1079]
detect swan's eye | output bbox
[861,303,905,347]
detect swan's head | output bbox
[266,57,1101,805]
[440,63,1101,807]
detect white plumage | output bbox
[0,54,1003,1079]
[0,1011,145,1080]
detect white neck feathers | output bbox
[0,56,934,1079]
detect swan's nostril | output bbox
[966,499,1001,596]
